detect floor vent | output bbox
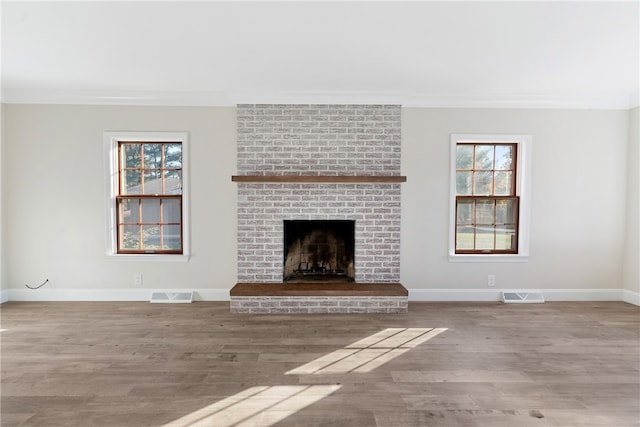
[150,291,193,304]
[502,290,544,304]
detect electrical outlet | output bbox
[134,273,143,286]
[487,275,495,287]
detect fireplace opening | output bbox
[283,220,355,282]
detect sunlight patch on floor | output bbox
[163,327,446,426]
[162,385,341,427]
[286,327,448,375]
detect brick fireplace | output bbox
[231,104,407,313]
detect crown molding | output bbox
[403,93,640,110]
[1,88,637,110]
[0,89,236,107]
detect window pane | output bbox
[476,227,494,250]
[123,144,141,169]
[456,226,474,250]
[496,199,516,224]
[494,171,513,195]
[142,225,161,249]
[495,145,513,170]
[456,171,472,195]
[164,144,182,168]
[495,225,516,250]
[120,225,140,250]
[143,170,162,194]
[475,145,494,170]
[456,145,473,169]
[143,144,163,169]
[122,170,141,195]
[163,225,181,250]
[120,198,143,224]
[476,200,494,224]
[164,170,182,195]
[457,200,474,224]
[162,198,181,223]
[474,172,493,195]
[118,198,135,223]
[141,199,160,223]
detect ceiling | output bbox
[2,1,639,109]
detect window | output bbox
[449,134,531,262]
[455,143,518,254]
[105,132,189,259]
[117,142,182,253]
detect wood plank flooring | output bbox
[1,301,638,426]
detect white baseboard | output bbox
[543,288,623,301]
[408,288,625,302]
[7,288,230,302]
[622,289,640,306]
[4,287,633,304]
[193,289,231,301]
[409,288,501,302]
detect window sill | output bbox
[449,254,529,263]
[105,253,190,262]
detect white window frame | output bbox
[104,131,190,261]
[449,134,532,263]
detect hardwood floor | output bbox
[1,301,638,426]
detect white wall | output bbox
[3,105,236,300]
[1,104,633,301]
[1,104,6,302]
[624,107,640,303]
[402,108,629,300]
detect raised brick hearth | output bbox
[232,104,406,313]
[230,283,408,314]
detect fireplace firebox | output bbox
[283,220,355,282]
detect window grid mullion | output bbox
[493,199,497,251]
[159,198,164,249]
[471,145,477,196]
[139,144,145,195]
[491,145,496,196]
[137,198,143,250]
[473,199,478,250]
[161,143,166,194]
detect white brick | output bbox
[236,105,401,283]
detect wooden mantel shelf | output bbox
[232,175,407,183]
